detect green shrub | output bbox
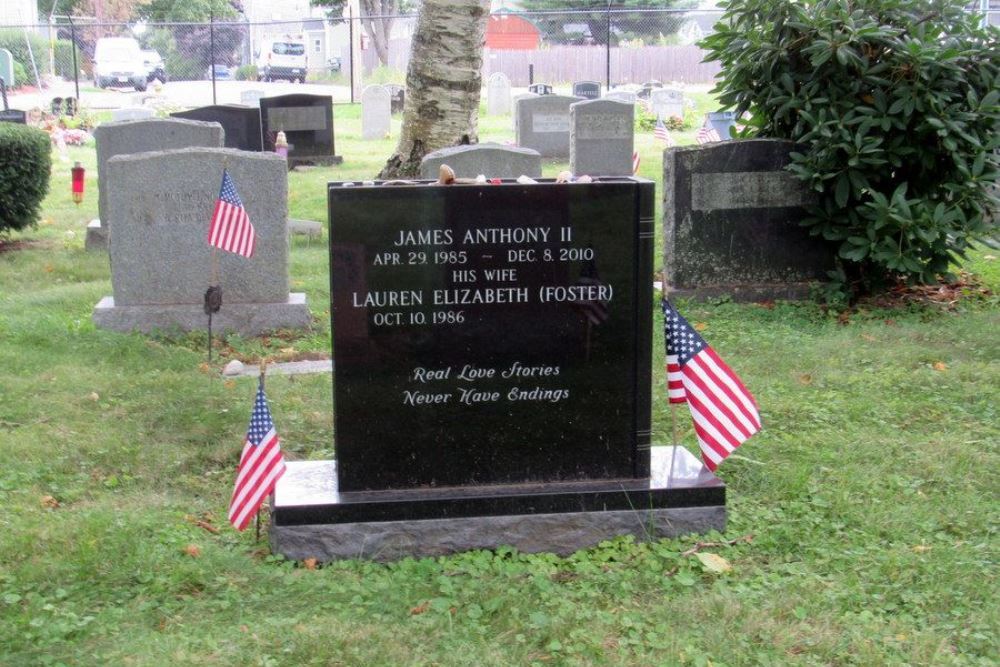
[702,0,1000,294]
[0,29,78,83]
[234,64,258,81]
[0,123,52,237]
[12,61,27,87]
[635,102,688,132]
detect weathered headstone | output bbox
[240,89,266,107]
[511,92,538,132]
[486,72,511,115]
[383,83,405,114]
[92,147,310,334]
[419,142,542,179]
[572,81,601,100]
[650,88,684,121]
[528,83,553,95]
[570,99,634,176]
[91,118,224,251]
[268,177,728,561]
[171,104,263,151]
[705,111,738,140]
[259,93,341,165]
[111,107,156,122]
[516,95,582,158]
[604,90,637,105]
[663,139,836,300]
[638,80,663,100]
[0,49,15,87]
[360,85,391,140]
[0,109,26,124]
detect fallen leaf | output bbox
[695,552,732,573]
[912,545,932,553]
[756,300,775,310]
[693,322,708,331]
[860,333,876,342]
[837,311,851,326]
[40,495,59,509]
[184,544,201,558]
[303,557,318,570]
[240,625,249,633]
[198,363,211,373]
[932,362,947,371]
[280,347,296,355]
[195,519,219,534]
[410,601,430,615]
[44,264,54,272]
[883,319,896,326]
[88,392,99,401]
[223,380,236,389]
[797,374,812,385]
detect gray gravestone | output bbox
[511,92,538,132]
[240,89,266,106]
[706,111,739,140]
[361,85,391,140]
[604,90,637,105]
[572,81,601,100]
[516,95,582,158]
[528,83,553,95]
[663,139,836,300]
[91,118,224,251]
[111,107,156,122]
[486,72,511,115]
[93,147,310,334]
[419,142,542,179]
[651,88,684,121]
[0,49,14,87]
[383,84,405,114]
[570,99,634,176]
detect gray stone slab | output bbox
[569,98,634,176]
[240,89,265,106]
[288,218,322,238]
[92,293,311,336]
[511,92,538,132]
[604,90,637,105]
[663,139,836,299]
[270,447,725,561]
[419,142,542,179]
[111,107,156,122]
[516,95,582,158]
[94,118,224,241]
[651,88,684,121]
[224,358,333,378]
[360,85,391,140]
[486,72,511,115]
[85,219,107,252]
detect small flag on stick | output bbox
[696,125,722,144]
[632,150,640,175]
[208,169,256,258]
[229,377,286,531]
[662,299,761,471]
[654,117,676,146]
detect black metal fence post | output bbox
[606,2,612,90]
[210,12,217,104]
[69,17,79,102]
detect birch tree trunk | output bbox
[378,0,491,178]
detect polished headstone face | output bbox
[328,179,654,492]
[572,81,601,100]
[259,93,335,161]
[528,83,552,95]
[171,104,263,151]
[419,143,542,180]
[516,95,583,158]
[94,118,224,236]
[663,139,835,295]
[569,99,634,177]
[360,85,391,140]
[383,84,405,114]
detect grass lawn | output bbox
[0,102,998,666]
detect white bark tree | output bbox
[378,0,491,178]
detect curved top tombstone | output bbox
[419,142,542,180]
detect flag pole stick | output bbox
[662,272,679,488]
[254,362,267,542]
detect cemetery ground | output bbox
[1,102,998,665]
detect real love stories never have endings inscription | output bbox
[328,178,656,493]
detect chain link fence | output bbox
[0,6,998,114]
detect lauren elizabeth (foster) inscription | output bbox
[265,177,728,562]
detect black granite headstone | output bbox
[328,179,655,494]
[0,109,26,124]
[528,83,553,95]
[384,84,405,114]
[259,93,342,165]
[171,104,263,152]
[572,81,601,100]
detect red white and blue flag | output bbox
[654,117,675,146]
[663,299,761,471]
[696,125,722,144]
[208,169,256,258]
[632,150,640,175]
[229,380,286,531]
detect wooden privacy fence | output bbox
[363,43,721,86]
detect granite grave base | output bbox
[92,293,311,336]
[85,219,107,252]
[270,446,725,561]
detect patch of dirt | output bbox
[860,272,992,310]
[0,239,51,254]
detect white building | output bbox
[0,0,39,27]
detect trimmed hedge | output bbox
[0,123,52,236]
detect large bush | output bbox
[0,123,52,237]
[702,0,1000,293]
[0,29,80,84]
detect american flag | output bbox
[654,117,676,146]
[632,150,640,175]
[662,299,761,471]
[208,169,256,258]
[228,379,286,531]
[696,125,722,144]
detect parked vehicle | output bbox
[255,37,308,83]
[93,37,147,91]
[205,64,232,81]
[142,49,167,84]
